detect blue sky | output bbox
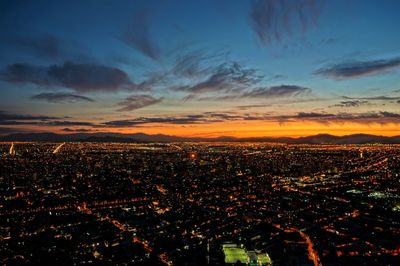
[1,0,400,137]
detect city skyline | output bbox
[1,0,400,138]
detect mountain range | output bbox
[1,132,400,144]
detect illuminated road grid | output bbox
[0,142,399,265]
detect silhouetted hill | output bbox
[1,132,400,144]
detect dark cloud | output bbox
[242,85,311,98]
[172,50,212,78]
[31,92,94,103]
[176,62,263,97]
[3,33,62,60]
[278,111,400,124]
[250,0,320,45]
[48,62,134,92]
[379,111,400,118]
[331,100,369,108]
[103,112,254,127]
[1,62,136,92]
[122,11,160,60]
[0,111,95,127]
[0,127,27,135]
[171,49,228,79]
[315,57,400,79]
[0,110,58,122]
[62,128,92,132]
[117,95,163,111]
[133,72,168,91]
[235,104,270,110]
[297,112,333,118]
[102,112,277,127]
[343,95,400,101]
[102,110,400,127]
[103,116,207,127]
[199,84,311,101]
[42,121,94,126]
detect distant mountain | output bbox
[293,134,400,144]
[1,132,400,144]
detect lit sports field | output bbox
[222,245,248,264]
[258,253,272,265]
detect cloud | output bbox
[0,110,58,122]
[379,111,400,118]
[42,121,94,126]
[250,0,320,45]
[1,62,136,92]
[176,62,263,97]
[296,112,333,118]
[172,51,211,79]
[117,95,163,111]
[342,95,400,101]
[199,84,311,101]
[122,11,160,60]
[102,110,400,127]
[171,49,228,79]
[331,100,369,108]
[103,112,255,127]
[315,57,400,79]
[62,128,92,132]
[0,127,27,135]
[3,33,62,60]
[241,85,311,98]
[277,111,400,124]
[31,92,94,103]
[0,111,95,127]
[103,115,212,127]
[133,72,168,91]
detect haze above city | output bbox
[1,0,400,138]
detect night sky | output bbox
[1,0,400,137]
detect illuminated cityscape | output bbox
[1,142,399,265]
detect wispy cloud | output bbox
[331,100,369,108]
[31,92,94,103]
[103,112,263,127]
[277,111,400,124]
[0,110,94,127]
[3,33,62,60]
[103,116,212,127]
[342,95,400,101]
[117,95,163,111]
[198,84,311,101]
[62,128,94,133]
[1,62,136,92]
[250,0,320,45]
[102,110,400,127]
[175,62,263,97]
[241,85,311,98]
[171,49,228,79]
[0,127,27,135]
[42,121,94,126]
[122,10,160,60]
[315,57,400,79]
[0,110,58,122]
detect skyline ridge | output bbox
[2,132,400,144]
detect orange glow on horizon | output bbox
[9,120,400,138]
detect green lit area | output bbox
[222,244,272,265]
[222,245,248,264]
[257,253,272,265]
